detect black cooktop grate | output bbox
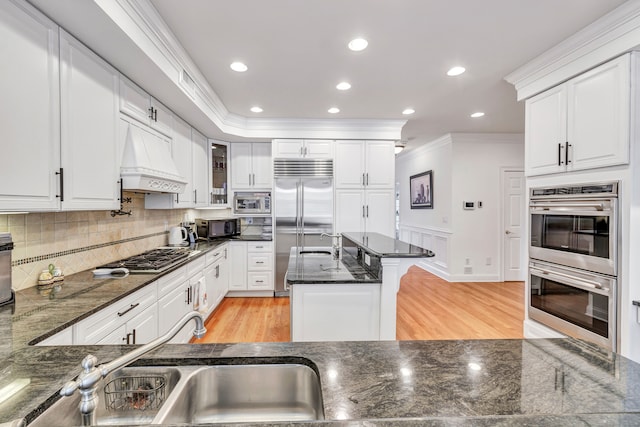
[97,248,192,273]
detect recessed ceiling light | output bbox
[250,106,263,113]
[336,82,351,91]
[230,62,248,72]
[470,112,485,118]
[402,108,415,115]
[447,66,466,76]
[328,107,340,114]
[348,38,368,52]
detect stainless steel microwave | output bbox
[233,192,271,215]
[195,218,239,239]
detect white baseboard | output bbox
[226,291,274,298]
[524,319,566,339]
[414,261,502,283]
[415,260,450,281]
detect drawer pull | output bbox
[117,303,140,317]
[256,261,265,264]
[255,280,264,283]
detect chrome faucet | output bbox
[60,311,206,426]
[320,233,341,260]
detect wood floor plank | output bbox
[195,266,524,343]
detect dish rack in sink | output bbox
[103,375,166,411]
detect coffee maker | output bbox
[182,222,198,244]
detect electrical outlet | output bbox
[464,266,473,274]
[465,258,470,265]
[246,217,253,225]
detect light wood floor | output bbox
[194,266,524,344]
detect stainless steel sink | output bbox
[31,362,324,425]
[155,364,324,424]
[29,367,181,427]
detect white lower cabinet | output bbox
[157,264,200,344]
[204,244,229,315]
[37,327,73,346]
[95,304,157,345]
[74,283,157,345]
[290,283,381,341]
[228,241,273,293]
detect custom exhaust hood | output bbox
[120,122,187,194]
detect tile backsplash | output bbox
[0,193,194,291]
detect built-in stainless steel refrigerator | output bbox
[274,159,333,296]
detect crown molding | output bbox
[94,0,406,140]
[505,0,640,100]
[450,132,524,145]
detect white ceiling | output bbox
[148,0,627,146]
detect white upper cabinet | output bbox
[0,0,60,211]
[230,142,272,190]
[119,76,173,137]
[525,54,630,176]
[273,139,334,159]
[335,141,395,189]
[191,128,210,207]
[59,30,120,211]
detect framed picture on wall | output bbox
[410,170,433,209]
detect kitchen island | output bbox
[287,232,434,341]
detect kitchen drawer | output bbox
[75,283,157,345]
[157,265,187,297]
[247,242,272,253]
[248,271,273,290]
[187,255,206,277]
[205,245,226,266]
[247,253,273,270]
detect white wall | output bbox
[396,133,524,282]
[450,134,525,280]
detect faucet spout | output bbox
[60,311,206,425]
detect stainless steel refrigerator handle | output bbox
[300,180,305,248]
[295,181,300,248]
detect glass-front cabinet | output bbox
[210,140,228,206]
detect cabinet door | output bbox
[228,242,247,290]
[119,76,151,124]
[567,54,630,171]
[96,324,127,345]
[335,189,365,234]
[204,262,218,314]
[248,271,273,290]
[365,141,395,188]
[335,141,366,188]
[157,282,190,339]
[304,140,334,158]
[273,139,304,158]
[127,304,157,345]
[59,30,119,211]
[217,250,229,303]
[192,129,210,207]
[251,143,273,189]
[0,0,60,211]
[150,97,173,137]
[366,189,395,238]
[525,85,567,176]
[230,142,253,189]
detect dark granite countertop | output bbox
[2,338,640,426]
[341,232,435,258]
[286,247,381,285]
[3,238,640,425]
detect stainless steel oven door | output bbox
[529,198,616,275]
[529,260,615,350]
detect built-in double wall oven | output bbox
[528,182,618,350]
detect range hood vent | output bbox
[120,122,187,193]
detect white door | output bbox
[149,97,173,137]
[171,116,193,207]
[335,141,365,188]
[273,139,304,158]
[192,129,209,207]
[251,143,273,189]
[230,143,252,189]
[119,76,151,124]
[567,54,630,171]
[127,304,158,345]
[0,1,60,211]
[335,190,365,234]
[228,242,248,290]
[304,140,334,158]
[502,170,525,281]
[365,141,395,188]
[59,30,119,211]
[524,85,567,176]
[366,189,395,238]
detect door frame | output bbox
[499,167,525,282]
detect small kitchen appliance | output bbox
[0,233,14,306]
[233,192,271,215]
[196,218,240,240]
[168,226,189,246]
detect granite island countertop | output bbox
[341,232,435,258]
[3,238,640,425]
[286,247,381,285]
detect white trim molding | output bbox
[399,224,452,281]
[505,1,640,100]
[93,0,406,140]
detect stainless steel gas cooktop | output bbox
[96,247,193,274]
